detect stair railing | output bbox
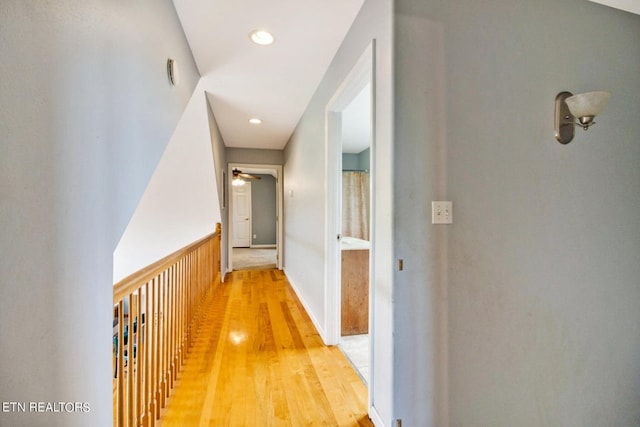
[112,223,221,427]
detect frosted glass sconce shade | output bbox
[565,91,610,129]
[554,90,611,144]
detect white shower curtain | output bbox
[342,171,370,241]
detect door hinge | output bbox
[393,420,402,427]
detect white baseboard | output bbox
[283,268,328,342]
[369,405,386,427]
[250,244,276,248]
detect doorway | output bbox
[228,163,283,272]
[231,181,252,247]
[325,42,375,389]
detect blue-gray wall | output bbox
[251,174,277,245]
[394,0,640,425]
[206,97,229,275]
[0,1,200,425]
[342,148,370,171]
[226,147,284,165]
[283,0,394,422]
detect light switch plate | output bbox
[432,201,453,224]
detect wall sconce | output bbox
[554,91,611,144]
[167,58,179,86]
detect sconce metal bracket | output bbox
[555,91,575,144]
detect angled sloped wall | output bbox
[113,81,221,283]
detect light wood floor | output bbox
[159,269,372,427]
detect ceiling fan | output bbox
[232,168,261,180]
[231,169,261,186]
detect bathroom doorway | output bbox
[325,42,374,388]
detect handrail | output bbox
[113,224,220,303]
[113,223,222,427]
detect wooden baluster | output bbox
[213,236,217,281]
[171,266,175,375]
[153,275,160,423]
[209,240,216,289]
[156,271,164,417]
[202,241,207,291]
[112,227,221,425]
[136,285,147,426]
[192,251,198,331]
[184,257,189,362]
[117,300,125,427]
[171,263,178,385]
[160,270,167,408]
[179,258,185,368]
[157,271,164,412]
[186,253,192,350]
[128,293,137,427]
[162,269,171,402]
[112,305,116,427]
[175,259,182,370]
[167,264,174,390]
[144,281,154,427]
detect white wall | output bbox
[113,81,220,282]
[283,0,393,423]
[395,0,640,425]
[0,1,199,425]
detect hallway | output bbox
[159,269,371,426]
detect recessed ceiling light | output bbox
[249,30,274,46]
[249,118,263,124]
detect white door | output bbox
[232,182,252,247]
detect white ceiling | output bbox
[173,0,366,150]
[588,0,640,15]
[341,83,371,154]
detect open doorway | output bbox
[325,42,375,390]
[228,163,284,272]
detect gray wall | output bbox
[358,148,370,171]
[0,1,199,425]
[283,0,394,422]
[342,148,370,171]
[343,153,360,170]
[251,175,277,245]
[226,147,284,165]
[207,98,229,276]
[395,0,640,425]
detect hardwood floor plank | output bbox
[159,269,372,427]
[283,287,370,426]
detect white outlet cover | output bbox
[432,201,453,224]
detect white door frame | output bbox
[324,41,375,347]
[227,163,284,272]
